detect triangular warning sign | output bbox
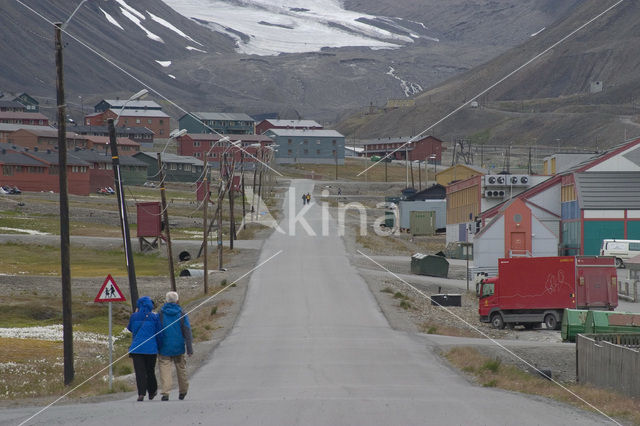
[94,274,126,303]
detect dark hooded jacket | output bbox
[127,296,162,354]
[159,302,193,357]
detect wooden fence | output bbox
[577,334,640,397]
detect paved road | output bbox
[2,180,608,425]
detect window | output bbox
[159,129,164,135]
[316,149,320,155]
[185,164,191,171]
[304,149,308,154]
[288,139,292,145]
[170,163,177,170]
[159,119,164,124]
[136,119,141,124]
[148,119,152,124]
[194,141,201,147]
[303,139,308,145]
[3,165,13,176]
[332,140,336,146]
[288,149,293,155]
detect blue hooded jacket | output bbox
[159,302,193,357]
[127,296,162,355]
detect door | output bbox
[510,232,526,256]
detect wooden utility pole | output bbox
[410,161,415,189]
[157,153,176,291]
[241,155,246,231]
[217,155,224,270]
[418,162,422,191]
[55,22,74,386]
[202,156,208,294]
[385,159,388,182]
[251,153,258,221]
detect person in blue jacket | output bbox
[127,296,162,401]
[158,291,193,401]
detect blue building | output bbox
[178,112,255,135]
[265,129,345,165]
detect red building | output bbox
[83,135,140,156]
[85,109,170,137]
[0,149,91,195]
[177,133,273,167]
[0,111,49,126]
[255,119,323,135]
[6,128,87,152]
[362,135,443,163]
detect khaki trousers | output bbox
[158,354,188,395]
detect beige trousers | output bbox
[158,354,188,395]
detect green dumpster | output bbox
[384,211,395,228]
[411,253,449,278]
[584,311,640,335]
[561,309,589,342]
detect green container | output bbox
[410,211,435,236]
[384,211,395,228]
[584,311,640,335]
[561,309,589,342]
[411,253,449,278]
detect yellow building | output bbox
[436,164,486,186]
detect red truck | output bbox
[479,256,618,330]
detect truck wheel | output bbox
[544,313,559,330]
[616,258,624,269]
[491,313,505,329]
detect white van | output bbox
[600,239,640,268]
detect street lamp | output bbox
[107,89,148,309]
[429,154,437,182]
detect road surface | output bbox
[1,180,608,425]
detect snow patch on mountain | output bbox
[115,0,145,21]
[147,11,202,45]
[100,7,124,30]
[161,0,437,56]
[186,46,207,53]
[120,8,164,43]
[386,66,423,97]
[156,60,172,67]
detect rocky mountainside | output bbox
[2,0,579,124]
[338,0,640,150]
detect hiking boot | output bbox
[137,395,144,402]
[149,392,157,400]
[179,392,187,400]
[161,395,169,401]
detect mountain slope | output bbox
[337,0,640,149]
[2,0,581,123]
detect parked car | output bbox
[600,239,640,268]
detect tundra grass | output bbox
[0,242,167,276]
[276,158,428,182]
[445,346,640,425]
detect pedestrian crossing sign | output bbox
[94,274,126,303]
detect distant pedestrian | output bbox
[127,296,162,402]
[302,193,307,205]
[337,187,342,196]
[158,291,193,401]
[306,193,311,204]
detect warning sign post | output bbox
[94,274,126,390]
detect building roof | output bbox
[266,128,344,138]
[27,151,90,166]
[188,112,254,122]
[437,163,487,176]
[135,151,204,166]
[100,99,162,110]
[0,142,25,152]
[14,128,82,139]
[0,111,48,121]
[0,151,43,166]
[83,135,140,146]
[262,119,322,128]
[574,172,640,210]
[186,133,273,143]
[72,125,154,135]
[0,123,56,133]
[112,109,169,118]
[70,149,147,166]
[0,100,24,109]
[361,135,442,146]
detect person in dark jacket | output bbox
[158,291,193,401]
[127,296,162,401]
